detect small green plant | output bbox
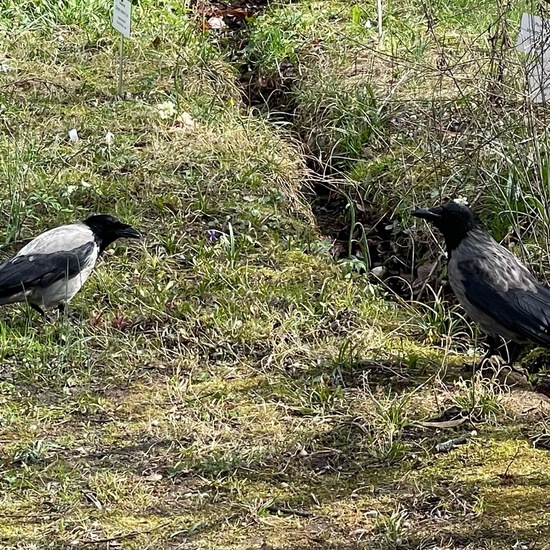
[362,390,411,463]
[308,373,344,410]
[333,337,357,374]
[453,372,505,420]
[1,140,33,246]
[12,439,59,465]
[220,222,238,268]
[375,505,408,547]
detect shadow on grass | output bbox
[3,409,549,548]
[3,337,545,549]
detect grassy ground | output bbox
[1,1,550,549]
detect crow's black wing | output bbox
[0,242,95,298]
[462,273,550,346]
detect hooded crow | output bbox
[0,214,140,317]
[413,201,550,358]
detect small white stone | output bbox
[177,112,195,128]
[454,195,469,206]
[208,16,226,30]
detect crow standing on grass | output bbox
[413,201,550,362]
[0,215,140,317]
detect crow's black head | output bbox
[413,201,484,253]
[83,214,141,253]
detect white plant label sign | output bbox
[112,0,132,38]
[517,12,550,103]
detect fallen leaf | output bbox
[413,260,438,290]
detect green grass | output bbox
[0,0,549,548]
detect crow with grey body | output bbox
[413,201,550,361]
[0,214,140,317]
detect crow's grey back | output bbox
[449,229,537,293]
[17,223,94,256]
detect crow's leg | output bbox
[480,335,502,364]
[478,336,511,372]
[30,303,46,317]
[497,340,529,378]
[477,336,529,381]
[480,336,525,364]
[501,341,527,365]
[30,303,53,322]
[58,302,81,322]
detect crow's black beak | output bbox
[118,226,141,239]
[412,207,442,222]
